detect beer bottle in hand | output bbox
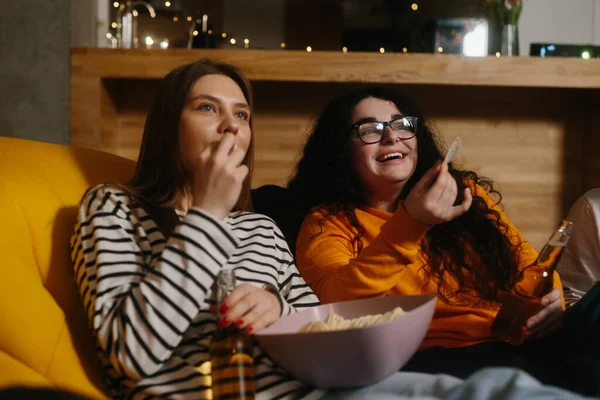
[209,269,256,399]
[490,220,573,345]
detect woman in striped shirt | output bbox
[70,59,320,399]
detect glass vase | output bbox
[501,24,520,56]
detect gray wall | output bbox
[72,0,99,48]
[520,0,600,56]
[0,0,70,144]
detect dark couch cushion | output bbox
[251,185,301,254]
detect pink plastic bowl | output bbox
[255,294,437,388]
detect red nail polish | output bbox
[219,303,229,314]
[236,319,244,327]
[220,316,229,327]
[246,326,253,333]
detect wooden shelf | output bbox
[71,47,600,89]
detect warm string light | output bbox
[438,46,444,53]
[106,6,314,53]
[106,1,427,54]
[107,12,406,53]
[106,18,409,53]
[496,52,501,57]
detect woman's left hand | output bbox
[218,284,282,334]
[525,288,564,340]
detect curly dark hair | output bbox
[287,86,522,305]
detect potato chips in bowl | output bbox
[255,294,436,388]
[298,306,407,333]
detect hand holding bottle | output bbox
[210,270,256,399]
[525,288,564,340]
[491,220,572,345]
[218,284,282,333]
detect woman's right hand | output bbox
[403,161,472,225]
[218,284,282,333]
[191,133,249,220]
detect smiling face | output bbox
[178,74,252,175]
[350,97,418,204]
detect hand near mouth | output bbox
[191,133,249,220]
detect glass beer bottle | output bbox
[490,220,573,345]
[209,269,256,400]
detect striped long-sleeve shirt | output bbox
[70,184,321,399]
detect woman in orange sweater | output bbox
[288,86,597,392]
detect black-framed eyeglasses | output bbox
[350,116,418,144]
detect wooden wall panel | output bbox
[83,79,595,250]
[582,91,600,190]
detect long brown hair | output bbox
[126,59,255,235]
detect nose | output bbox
[381,125,400,145]
[219,114,240,135]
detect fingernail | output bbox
[220,316,229,327]
[219,303,228,314]
[246,326,253,333]
[236,319,244,327]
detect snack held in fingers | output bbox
[443,136,462,164]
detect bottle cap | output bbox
[558,220,574,236]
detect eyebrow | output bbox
[353,113,404,126]
[187,94,249,109]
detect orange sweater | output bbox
[296,186,564,349]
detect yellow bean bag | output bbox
[0,137,135,399]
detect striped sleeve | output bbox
[268,220,320,315]
[70,185,238,380]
